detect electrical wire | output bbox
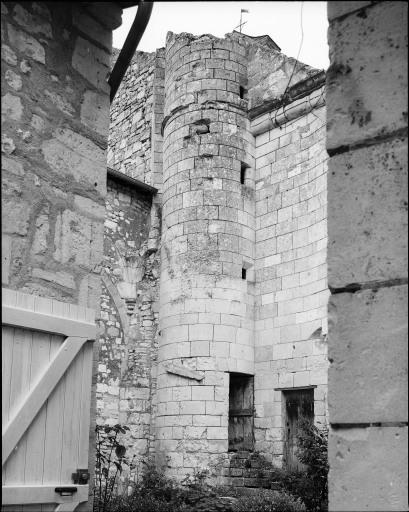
[283,1,305,99]
[273,1,304,127]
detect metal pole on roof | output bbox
[234,8,249,33]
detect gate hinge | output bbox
[72,468,90,484]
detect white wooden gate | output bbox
[2,288,96,511]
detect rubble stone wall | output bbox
[251,88,329,465]
[1,1,117,307]
[96,177,160,472]
[1,2,123,509]
[326,2,408,511]
[108,48,165,189]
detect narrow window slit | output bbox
[242,268,247,280]
[239,86,247,99]
[240,163,248,184]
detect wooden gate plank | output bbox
[4,328,34,486]
[60,343,84,483]
[77,342,93,470]
[2,337,87,465]
[2,305,96,339]
[42,339,66,486]
[2,326,14,486]
[24,334,63,486]
[2,326,14,429]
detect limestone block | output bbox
[72,36,110,92]
[31,211,50,255]
[2,93,23,121]
[207,427,228,440]
[180,401,205,415]
[31,114,46,132]
[32,268,76,289]
[328,138,407,287]
[72,10,112,51]
[293,371,311,387]
[328,285,408,423]
[74,195,105,219]
[205,402,226,416]
[213,325,236,341]
[190,340,210,357]
[53,209,102,269]
[210,341,229,358]
[80,90,110,137]
[44,89,74,117]
[191,385,214,401]
[5,69,22,91]
[193,415,221,427]
[2,234,11,285]
[7,23,45,63]
[329,426,408,511]
[2,156,24,176]
[292,341,314,358]
[2,197,30,235]
[326,1,408,150]
[1,44,18,65]
[278,373,293,388]
[172,387,191,401]
[42,127,106,194]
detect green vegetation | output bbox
[93,420,328,512]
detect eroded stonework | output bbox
[99,29,329,484]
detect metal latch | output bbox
[72,468,90,484]
[55,487,78,496]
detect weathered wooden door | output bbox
[283,388,314,471]
[2,288,96,511]
[228,373,254,452]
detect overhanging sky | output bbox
[114,2,329,71]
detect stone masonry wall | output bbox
[326,2,407,511]
[1,2,123,509]
[104,28,329,485]
[108,50,155,184]
[97,176,160,474]
[1,1,117,306]
[103,27,329,485]
[251,91,328,465]
[157,31,255,480]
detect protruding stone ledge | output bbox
[249,70,326,122]
[165,362,205,381]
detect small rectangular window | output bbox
[240,163,248,184]
[228,373,254,452]
[242,268,247,280]
[239,86,247,100]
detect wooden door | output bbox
[2,288,96,511]
[283,388,314,471]
[228,373,254,452]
